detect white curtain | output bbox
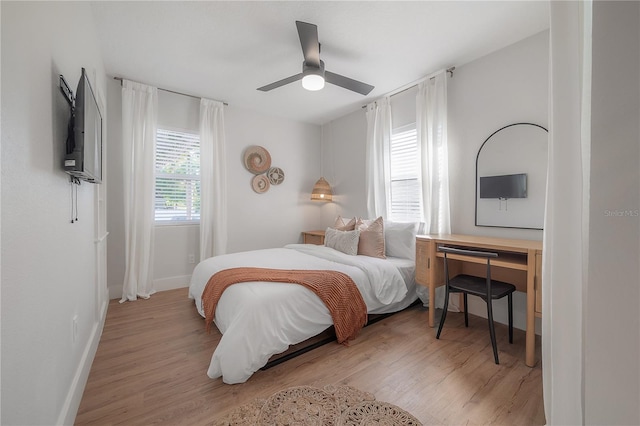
[121,80,158,302]
[199,98,227,261]
[417,72,451,235]
[365,97,392,219]
[542,1,591,423]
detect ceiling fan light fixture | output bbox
[302,74,325,91]
[302,60,325,91]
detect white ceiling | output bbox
[91,1,549,125]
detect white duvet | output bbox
[188,243,415,384]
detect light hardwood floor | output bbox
[76,288,545,425]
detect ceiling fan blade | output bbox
[257,73,304,92]
[296,21,320,67]
[325,71,375,95]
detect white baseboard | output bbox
[153,275,190,292]
[108,275,190,300]
[56,296,108,426]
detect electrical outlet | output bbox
[72,315,78,343]
[188,254,195,264]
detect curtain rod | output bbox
[361,66,455,109]
[113,76,228,106]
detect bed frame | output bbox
[261,299,420,370]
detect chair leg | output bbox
[508,293,514,344]
[487,299,499,364]
[463,293,469,327]
[436,287,451,339]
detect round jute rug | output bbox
[213,384,422,426]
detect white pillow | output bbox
[324,227,360,256]
[385,221,419,260]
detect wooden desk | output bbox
[415,234,542,367]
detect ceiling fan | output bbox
[257,21,374,96]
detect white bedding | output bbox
[188,243,417,384]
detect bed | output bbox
[188,220,419,384]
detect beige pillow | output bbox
[324,227,360,256]
[333,215,356,231]
[356,217,386,258]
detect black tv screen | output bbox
[64,68,102,184]
[480,173,527,199]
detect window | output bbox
[155,128,200,223]
[389,124,422,222]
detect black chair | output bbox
[436,245,516,364]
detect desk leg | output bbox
[526,249,536,367]
[429,282,435,327]
[428,241,436,328]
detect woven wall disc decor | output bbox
[243,145,272,174]
[267,167,285,185]
[251,174,270,193]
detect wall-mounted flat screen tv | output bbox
[64,68,102,184]
[480,173,527,199]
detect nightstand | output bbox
[302,230,325,245]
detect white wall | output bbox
[448,30,548,240]
[225,106,322,252]
[322,32,549,331]
[106,85,323,298]
[584,2,639,423]
[105,79,125,298]
[319,109,369,225]
[1,3,108,425]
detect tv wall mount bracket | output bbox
[59,75,74,107]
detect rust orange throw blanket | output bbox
[201,267,368,344]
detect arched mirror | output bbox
[475,123,548,230]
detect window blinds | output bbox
[389,126,422,222]
[155,129,201,222]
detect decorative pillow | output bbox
[385,221,419,260]
[356,217,386,259]
[333,216,357,231]
[324,227,360,256]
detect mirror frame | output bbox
[475,122,549,230]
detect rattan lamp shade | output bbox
[310,177,333,201]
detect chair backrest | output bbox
[437,245,498,259]
[438,245,499,289]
